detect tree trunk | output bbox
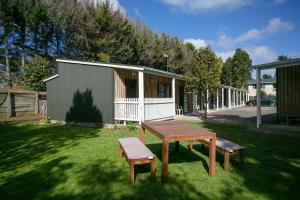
[204,90,208,119]
[34,33,38,60]
[55,33,60,57]
[4,33,12,88]
[21,26,26,69]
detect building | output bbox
[44,59,249,125]
[254,58,300,127]
[44,59,191,125]
[247,79,276,98]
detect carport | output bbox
[254,58,300,128]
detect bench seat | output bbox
[188,137,245,171]
[118,137,155,185]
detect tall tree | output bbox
[0,0,17,87]
[185,46,223,117]
[221,48,252,88]
[277,55,290,61]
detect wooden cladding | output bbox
[277,65,300,120]
[144,73,172,98]
[115,69,138,98]
[115,69,175,98]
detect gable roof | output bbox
[56,59,184,80]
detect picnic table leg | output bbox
[141,127,145,143]
[150,159,155,181]
[209,135,216,177]
[224,151,230,171]
[175,141,179,153]
[162,138,169,182]
[188,141,193,151]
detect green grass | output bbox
[0,121,299,200]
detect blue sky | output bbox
[103,0,300,74]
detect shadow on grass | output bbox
[188,121,300,200]
[0,123,99,172]
[146,142,209,173]
[0,123,212,200]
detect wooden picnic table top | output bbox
[141,121,215,140]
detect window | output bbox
[158,82,170,98]
[125,79,138,98]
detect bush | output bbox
[127,122,137,131]
[23,59,52,91]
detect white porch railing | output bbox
[114,98,175,122]
[144,98,174,120]
[114,98,139,121]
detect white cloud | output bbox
[263,17,294,35]
[218,18,294,49]
[273,0,287,5]
[216,50,235,61]
[93,0,126,15]
[183,38,210,49]
[160,0,253,14]
[247,46,278,65]
[133,8,142,19]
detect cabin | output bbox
[44,59,193,125]
[254,58,300,127]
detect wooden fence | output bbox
[0,91,47,117]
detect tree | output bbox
[221,48,252,88]
[185,46,223,118]
[277,55,290,61]
[262,74,272,79]
[23,58,52,91]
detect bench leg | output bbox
[188,141,193,151]
[175,141,180,153]
[150,159,155,181]
[130,161,135,185]
[119,145,123,158]
[239,150,245,168]
[224,151,230,171]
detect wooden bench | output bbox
[188,137,245,171]
[118,137,155,185]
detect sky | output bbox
[101,0,300,76]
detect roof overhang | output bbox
[43,74,59,82]
[56,59,184,80]
[253,58,300,70]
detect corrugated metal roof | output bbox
[253,58,300,69]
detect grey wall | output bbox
[47,62,114,124]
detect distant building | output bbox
[247,79,276,98]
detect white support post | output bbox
[239,91,242,106]
[216,89,219,110]
[256,68,261,128]
[172,78,176,118]
[221,88,224,109]
[233,89,236,107]
[228,88,231,109]
[138,71,144,125]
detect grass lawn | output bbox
[0,121,300,200]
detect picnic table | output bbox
[141,121,216,182]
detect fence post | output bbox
[35,92,39,115]
[7,92,12,117]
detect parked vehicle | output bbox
[246,98,277,107]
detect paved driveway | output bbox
[209,106,277,124]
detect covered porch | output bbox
[114,68,185,124]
